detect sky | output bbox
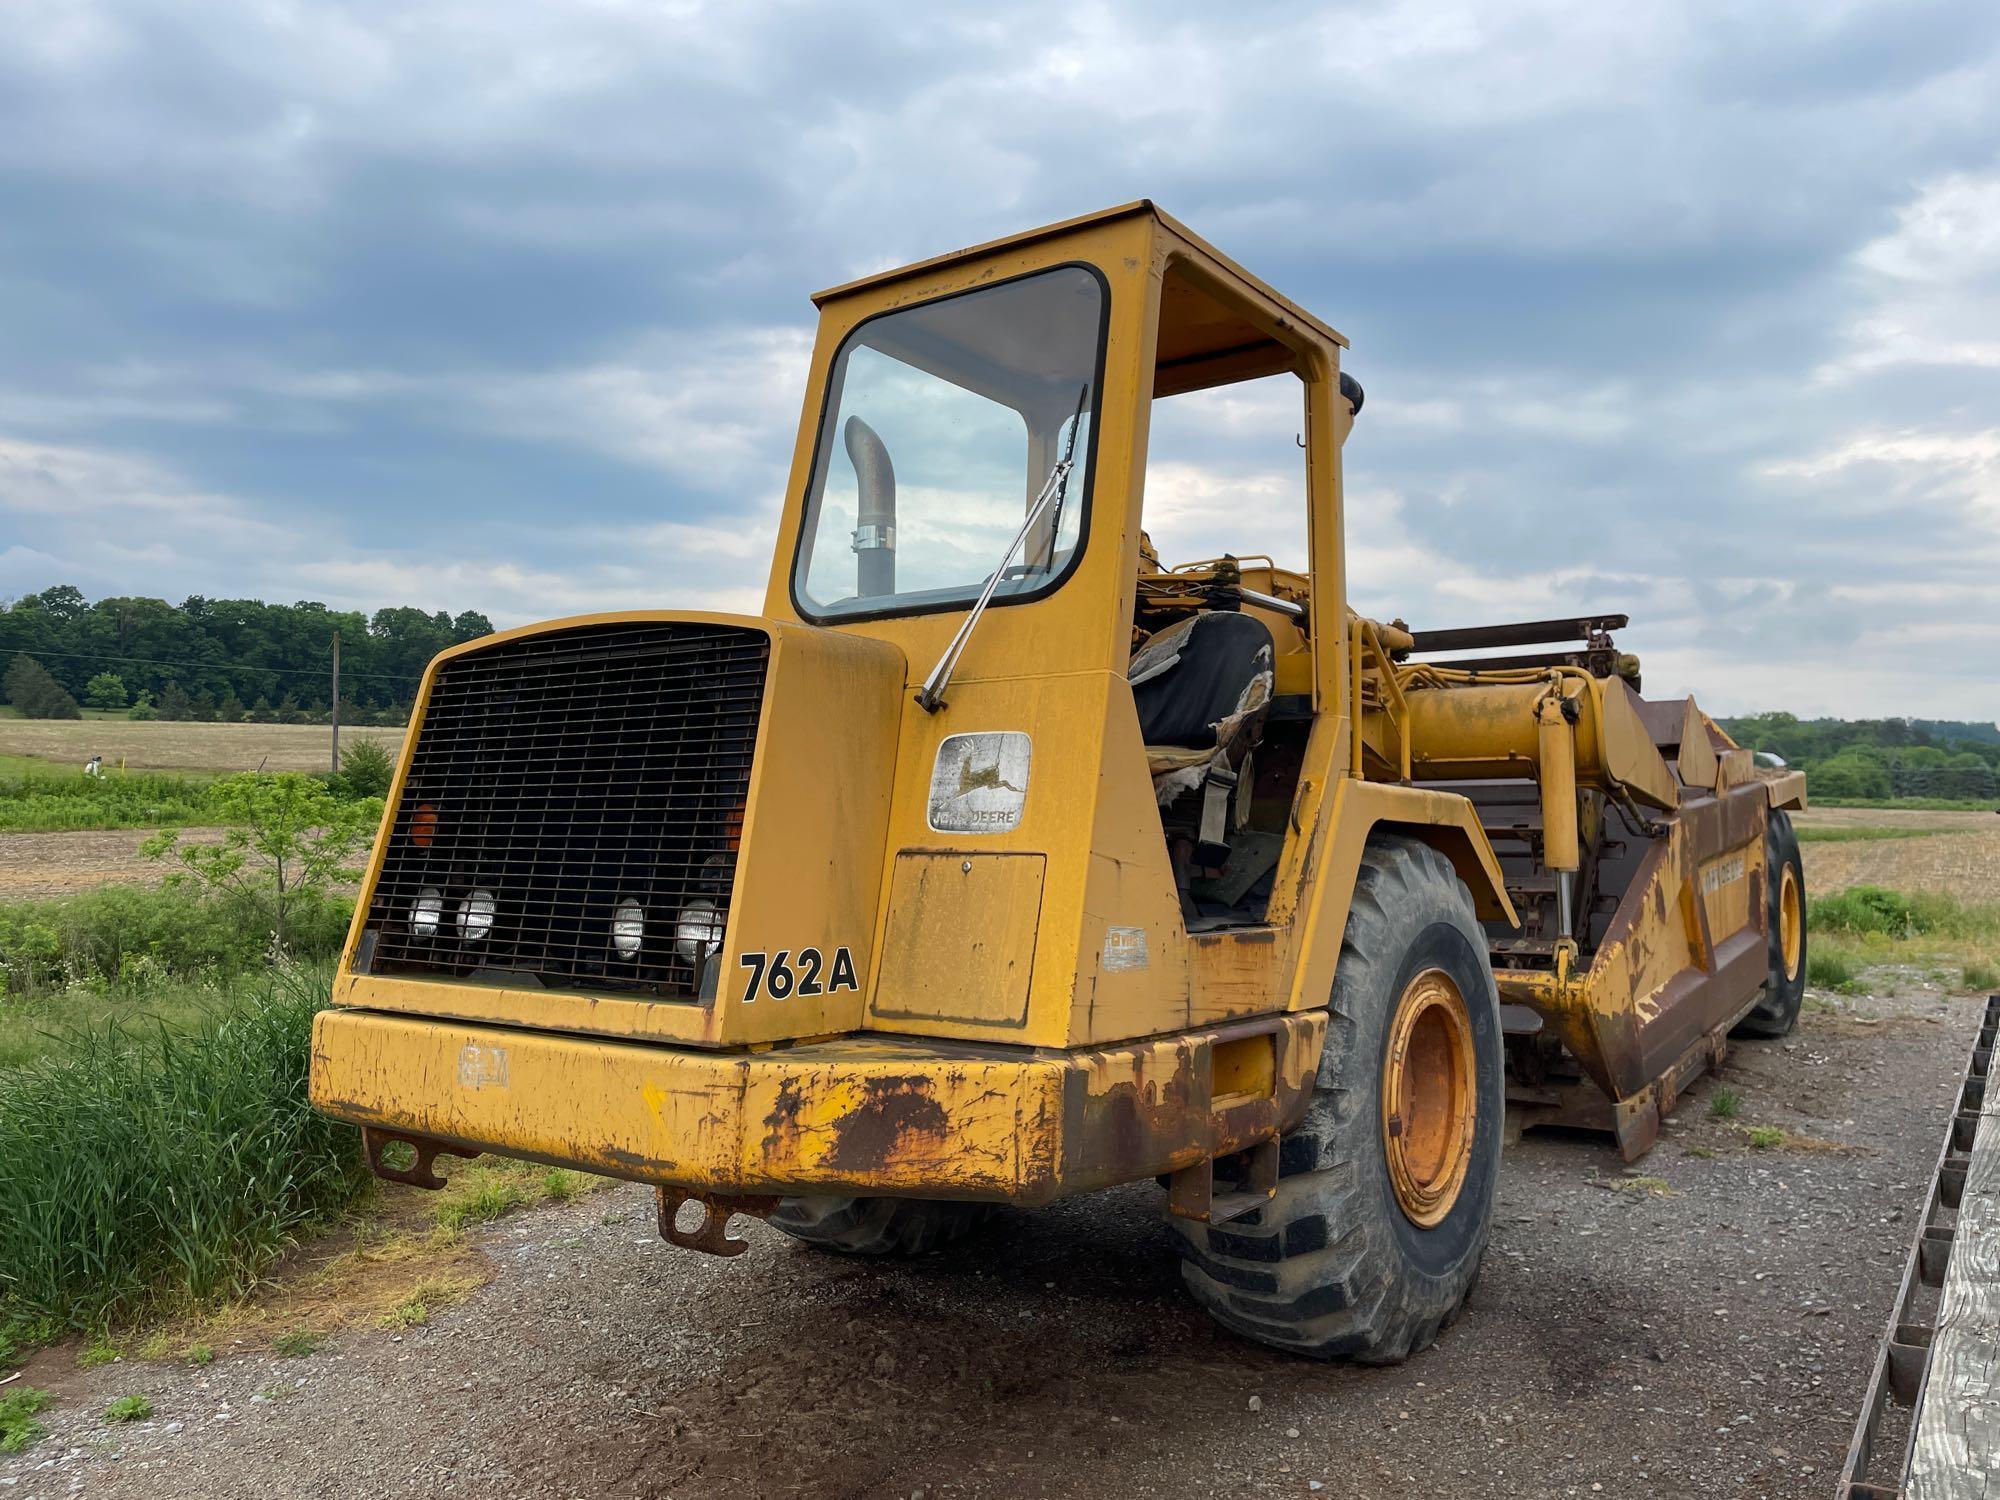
[3,0,1999,719]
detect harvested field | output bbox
[0,828,233,901]
[1795,807,2000,901]
[0,720,402,775]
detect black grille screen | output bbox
[362,621,768,999]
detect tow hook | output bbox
[656,1187,781,1257]
[362,1126,479,1190]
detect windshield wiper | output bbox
[914,383,1088,714]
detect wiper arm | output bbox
[915,384,1087,714]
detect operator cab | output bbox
[781,203,1354,939]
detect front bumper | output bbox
[309,1008,1325,1205]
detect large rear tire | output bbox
[768,1196,994,1257]
[1174,837,1503,1362]
[1733,809,1806,1039]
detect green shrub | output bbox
[331,739,395,801]
[0,885,352,997]
[1810,885,1955,938]
[1708,1087,1740,1120]
[0,966,369,1338]
[1966,960,2000,994]
[104,1394,152,1423]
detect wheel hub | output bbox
[1778,863,1802,982]
[1382,968,1477,1228]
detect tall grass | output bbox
[0,966,369,1340]
[0,766,220,832]
[0,885,353,999]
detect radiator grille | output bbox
[361,621,768,999]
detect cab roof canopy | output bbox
[812,201,1348,404]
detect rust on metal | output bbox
[824,1076,953,1172]
[361,1125,479,1191]
[656,1186,781,1258]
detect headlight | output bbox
[674,900,724,961]
[457,888,496,943]
[611,897,646,959]
[411,887,443,939]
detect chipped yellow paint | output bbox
[311,1006,1326,1205]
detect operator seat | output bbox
[1129,610,1275,861]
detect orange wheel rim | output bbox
[1382,968,1478,1228]
[1779,864,1802,982]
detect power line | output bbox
[4,645,423,686]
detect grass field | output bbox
[0,720,402,775]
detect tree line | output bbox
[0,584,494,724]
[1720,711,2000,801]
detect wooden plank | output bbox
[1909,1065,2000,1498]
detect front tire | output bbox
[1733,809,1806,1039]
[1174,837,1503,1362]
[768,1196,994,1257]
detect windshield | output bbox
[793,265,1105,620]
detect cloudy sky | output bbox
[3,0,1998,718]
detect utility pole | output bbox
[330,630,341,774]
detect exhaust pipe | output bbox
[845,416,896,598]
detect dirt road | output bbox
[5,983,1984,1500]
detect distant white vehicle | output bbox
[1753,750,1788,769]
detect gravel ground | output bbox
[3,985,1984,1500]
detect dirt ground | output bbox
[0,829,231,901]
[3,982,1984,1500]
[0,720,402,775]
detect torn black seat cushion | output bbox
[1129,611,1275,805]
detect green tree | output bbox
[83,671,128,710]
[3,654,82,719]
[143,773,382,954]
[332,739,396,800]
[155,682,193,721]
[1810,754,1891,800]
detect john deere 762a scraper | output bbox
[311,204,1808,1361]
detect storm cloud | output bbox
[3,0,1998,715]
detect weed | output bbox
[378,1273,475,1330]
[1965,960,2000,993]
[1708,1088,1741,1121]
[183,1342,214,1367]
[0,1386,53,1453]
[434,1174,528,1233]
[1807,948,1860,991]
[1745,1126,1785,1150]
[103,1394,152,1423]
[77,1332,120,1369]
[271,1329,322,1358]
[1685,1145,1717,1160]
[542,1169,580,1203]
[134,1330,172,1362]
